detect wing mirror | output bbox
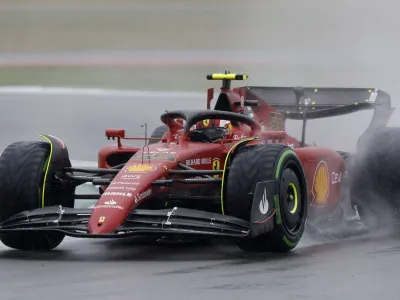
[105,129,125,147]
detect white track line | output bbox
[0,3,249,12]
[0,86,204,98]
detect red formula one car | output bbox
[0,72,397,252]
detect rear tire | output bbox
[351,127,400,229]
[0,141,72,251]
[148,125,168,145]
[225,144,308,252]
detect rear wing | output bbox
[243,86,392,120]
[241,86,394,148]
[204,72,394,146]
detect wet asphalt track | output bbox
[0,91,400,299]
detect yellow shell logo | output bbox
[203,119,210,127]
[126,164,156,173]
[312,161,329,206]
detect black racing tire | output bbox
[148,125,168,145]
[351,127,400,229]
[225,144,308,252]
[0,141,70,251]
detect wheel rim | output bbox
[287,183,299,214]
[280,168,303,233]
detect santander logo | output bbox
[134,188,152,203]
[94,199,124,210]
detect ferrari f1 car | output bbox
[0,72,397,252]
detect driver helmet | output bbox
[190,119,233,137]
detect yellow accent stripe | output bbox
[40,134,53,208]
[220,137,258,215]
[288,182,298,214]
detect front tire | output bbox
[225,144,308,252]
[0,141,72,251]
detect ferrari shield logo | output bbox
[212,158,220,178]
[126,164,156,173]
[203,119,210,127]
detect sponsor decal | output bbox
[233,134,247,140]
[121,174,141,180]
[125,164,156,173]
[125,187,137,191]
[105,199,117,205]
[98,216,106,223]
[332,172,342,184]
[240,96,245,108]
[203,119,210,127]
[212,158,220,178]
[111,181,140,185]
[106,186,137,191]
[157,148,170,152]
[130,152,177,162]
[186,158,212,166]
[270,112,284,131]
[134,188,152,203]
[103,192,133,197]
[259,188,269,214]
[311,161,329,206]
[286,143,295,149]
[106,186,126,190]
[94,199,124,210]
[202,158,211,164]
[185,176,204,181]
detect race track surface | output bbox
[0,231,399,299]
[0,89,399,300]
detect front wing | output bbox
[0,205,250,239]
[0,181,277,239]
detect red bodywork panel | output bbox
[92,82,346,234]
[93,141,228,234]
